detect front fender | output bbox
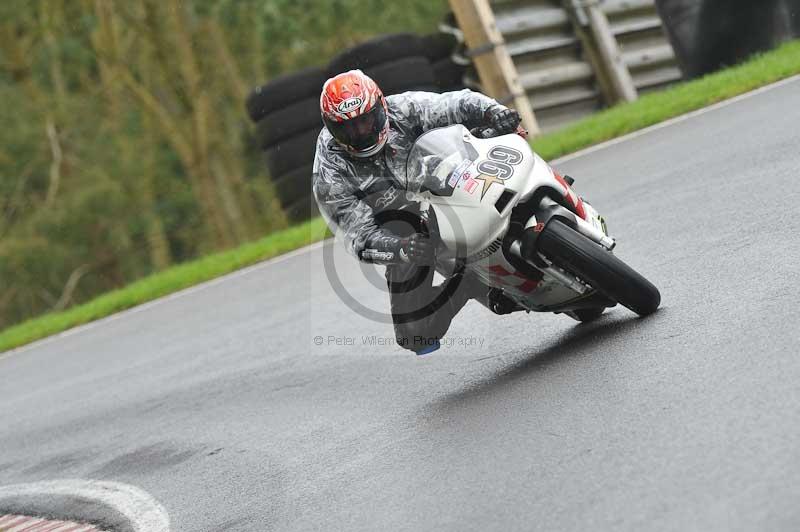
[519,200,580,267]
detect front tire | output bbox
[536,220,661,316]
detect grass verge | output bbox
[2,40,799,354]
[0,217,330,353]
[532,40,800,160]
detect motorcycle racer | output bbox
[313,70,523,354]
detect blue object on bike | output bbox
[416,340,441,356]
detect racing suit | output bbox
[312,89,508,353]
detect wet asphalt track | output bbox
[2,78,800,531]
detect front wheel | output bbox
[536,220,661,316]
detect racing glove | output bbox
[398,234,433,264]
[486,107,522,135]
[360,232,434,265]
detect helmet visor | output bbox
[324,100,388,152]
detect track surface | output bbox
[2,80,800,531]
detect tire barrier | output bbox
[364,56,437,95]
[656,0,800,78]
[246,66,328,123]
[328,33,425,73]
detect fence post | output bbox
[567,0,638,104]
[449,0,541,136]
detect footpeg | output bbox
[488,288,523,315]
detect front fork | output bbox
[520,195,615,260]
[533,203,616,251]
[513,187,616,295]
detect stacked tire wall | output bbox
[246,66,328,222]
[655,0,800,78]
[246,32,467,222]
[423,32,468,93]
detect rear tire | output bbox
[536,220,661,316]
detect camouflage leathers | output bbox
[312,89,505,264]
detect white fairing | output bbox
[432,132,529,257]
[407,124,605,312]
[413,125,558,258]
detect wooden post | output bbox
[449,0,541,136]
[568,0,638,103]
[565,2,618,106]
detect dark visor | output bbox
[325,101,387,151]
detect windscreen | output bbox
[406,125,479,195]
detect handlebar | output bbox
[469,126,499,139]
[469,125,530,140]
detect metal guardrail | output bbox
[459,0,682,132]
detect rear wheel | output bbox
[536,220,660,316]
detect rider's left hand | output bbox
[488,107,521,135]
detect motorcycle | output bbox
[405,124,661,322]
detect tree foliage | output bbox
[0,0,447,329]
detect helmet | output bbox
[320,70,389,158]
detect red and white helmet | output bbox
[320,70,389,158]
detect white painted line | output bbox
[3,74,798,359]
[551,74,800,165]
[0,480,170,532]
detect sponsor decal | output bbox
[448,159,473,188]
[463,177,479,194]
[483,263,540,294]
[465,238,503,263]
[338,97,363,113]
[534,222,545,233]
[553,170,587,219]
[599,216,608,235]
[375,185,398,208]
[361,249,394,262]
[474,145,524,199]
